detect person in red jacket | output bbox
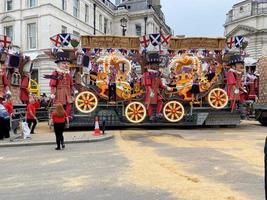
[51,104,69,150]
[33,95,41,109]
[26,97,38,134]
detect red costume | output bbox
[0,72,9,104]
[20,75,30,104]
[50,71,73,117]
[226,70,236,101]
[144,71,165,117]
[246,73,257,100]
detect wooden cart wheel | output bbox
[208,88,228,109]
[75,91,98,114]
[125,102,146,124]
[163,101,185,123]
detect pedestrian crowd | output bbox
[0,93,53,140]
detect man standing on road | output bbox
[26,97,38,134]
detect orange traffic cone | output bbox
[93,116,101,136]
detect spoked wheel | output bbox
[208,88,228,109]
[125,102,146,124]
[75,91,98,114]
[163,101,185,123]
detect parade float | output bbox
[46,34,246,128]
[254,57,267,126]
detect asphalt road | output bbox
[0,121,266,200]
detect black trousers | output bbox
[0,118,10,139]
[4,118,10,138]
[54,123,65,148]
[27,119,37,134]
[102,121,106,134]
[0,118,5,139]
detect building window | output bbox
[110,21,112,34]
[240,6,244,13]
[104,18,108,34]
[62,0,66,10]
[28,0,37,8]
[73,0,79,18]
[61,26,67,33]
[6,0,13,11]
[85,4,89,23]
[73,31,80,37]
[99,14,102,31]
[135,24,142,36]
[27,23,37,49]
[4,26,13,41]
[31,69,39,83]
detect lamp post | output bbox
[120,17,128,36]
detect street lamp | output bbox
[120,17,128,36]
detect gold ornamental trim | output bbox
[169,37,226,50]
[81,35,140,50]
[81,35,226,50]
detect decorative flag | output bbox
[227,37,235,49]
[59,33,71,46]
[161,34,172,46]
[51,46,58,54]
[149,34,161,46]
[202,49,210,57]
[119,49,127,55]
[70,38,80,48]
[82,48,91,55]
[94,48,102,54]
[235,36,244,48]
[139,35,150,48]
[50,34,61,47]
[178,49,187,55]
[190,49,198,54]
[0,35,12,48]
[214,50,222,55]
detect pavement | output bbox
[0,122,113,147]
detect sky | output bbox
[161,0,241,37]
[111,0,242,37]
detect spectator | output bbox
[51,104,69,150]
[40,93,48,108]
[33,95,41,109]
[26,98,38,134]
[0,104,10,139]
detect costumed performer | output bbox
[50,52,74,117]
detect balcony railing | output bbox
[226,7,267,23]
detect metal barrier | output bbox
[9,108,26,140]
[9,107,50,141]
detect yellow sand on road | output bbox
[116,123,263,200]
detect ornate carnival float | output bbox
[46,34,244,127]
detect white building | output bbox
[0,0,170,94]
[224,0,267,59]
